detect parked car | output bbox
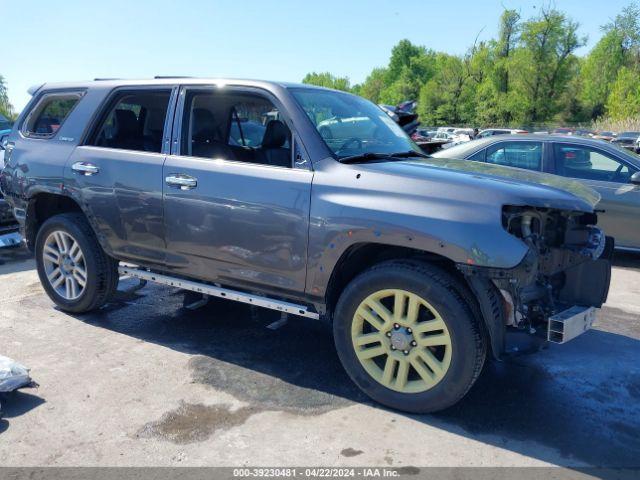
[611,131,640,152]
[0,120,21,247]
[552,127,575,135]
[0,79,612,413]
[574,128,595,137]
[0,141,20,247]
[592,131,617,142]
[433,134,640,250]
[379,101,419,134]
[477,128,528,138]
[0,114,12,165]
[410,130,432,142]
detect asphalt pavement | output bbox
[0,246,638,467]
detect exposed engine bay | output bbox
[459,205,613,348]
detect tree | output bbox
[0,75,15,121]
[581,3,640,118]
[494,9,521,95]
[510,8,586,124]
[605,66,640,119]
[355,68,388,103]
[302,72,351,91]
[418,54,473,125]
[378,40,438,105]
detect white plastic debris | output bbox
[0,355,33,393]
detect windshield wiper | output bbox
[388,150,430,159]
[339,150,428,164]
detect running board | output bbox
[118,265,320,320]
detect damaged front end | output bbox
[460,205,613,357]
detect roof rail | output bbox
[27,83,45,96]
[154,76,194,79]
[93,78,121,81]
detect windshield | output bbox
[291,88,420,159]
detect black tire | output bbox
[35,213,119,313]
[333,260,486,413]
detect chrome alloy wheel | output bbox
[42,230,87,301]
[351,289,452,393]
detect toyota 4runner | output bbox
[0,78,613,412]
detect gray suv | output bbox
[0,78,612,412]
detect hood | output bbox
[357,156,601,212]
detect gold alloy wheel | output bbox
[351,289,452,393]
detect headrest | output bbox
[146,108,165,131]
[114,109,138,137]
[262,120,288,148]
[192,108,216,141]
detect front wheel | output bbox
[333,261,486,413]
[35,213,119,313]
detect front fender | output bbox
[305,159,529,298]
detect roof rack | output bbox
[153,76,194,79]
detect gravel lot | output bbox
[0,246,638,468]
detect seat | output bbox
[143,107,165,153]
[109,109,143,150]
[260,120,291,167]
[191,108,234,159]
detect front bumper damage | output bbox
[459,206,613,358]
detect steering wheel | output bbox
[608,163,624,182]
[337,137,362,154]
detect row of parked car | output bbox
[412,125,640,154]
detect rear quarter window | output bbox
[22,91,84,138]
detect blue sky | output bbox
[2,0,634,111]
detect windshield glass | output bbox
[291,88,420,159]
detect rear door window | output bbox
[22,92,83,138]
[89,90,171,153]
[485,141,543,170]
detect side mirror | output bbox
[630,171,640,185]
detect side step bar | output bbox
[118,265,320,320]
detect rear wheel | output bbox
[35,213,119,313]
[333,261,486,413]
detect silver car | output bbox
[433,134,640,250]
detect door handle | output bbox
[165,173,197,190]
[72,162,100,176]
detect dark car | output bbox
[611,131,640,152]
[552,127,575,135]
[433,134,640,250]
[0,119,20,246]
[0,79,612,413]
[593,131,617,142]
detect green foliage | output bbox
[605,66,640,119]
[354,68,387,103]
[418,54,474,125]
[510,9,586,124]
[302,72,351,91]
